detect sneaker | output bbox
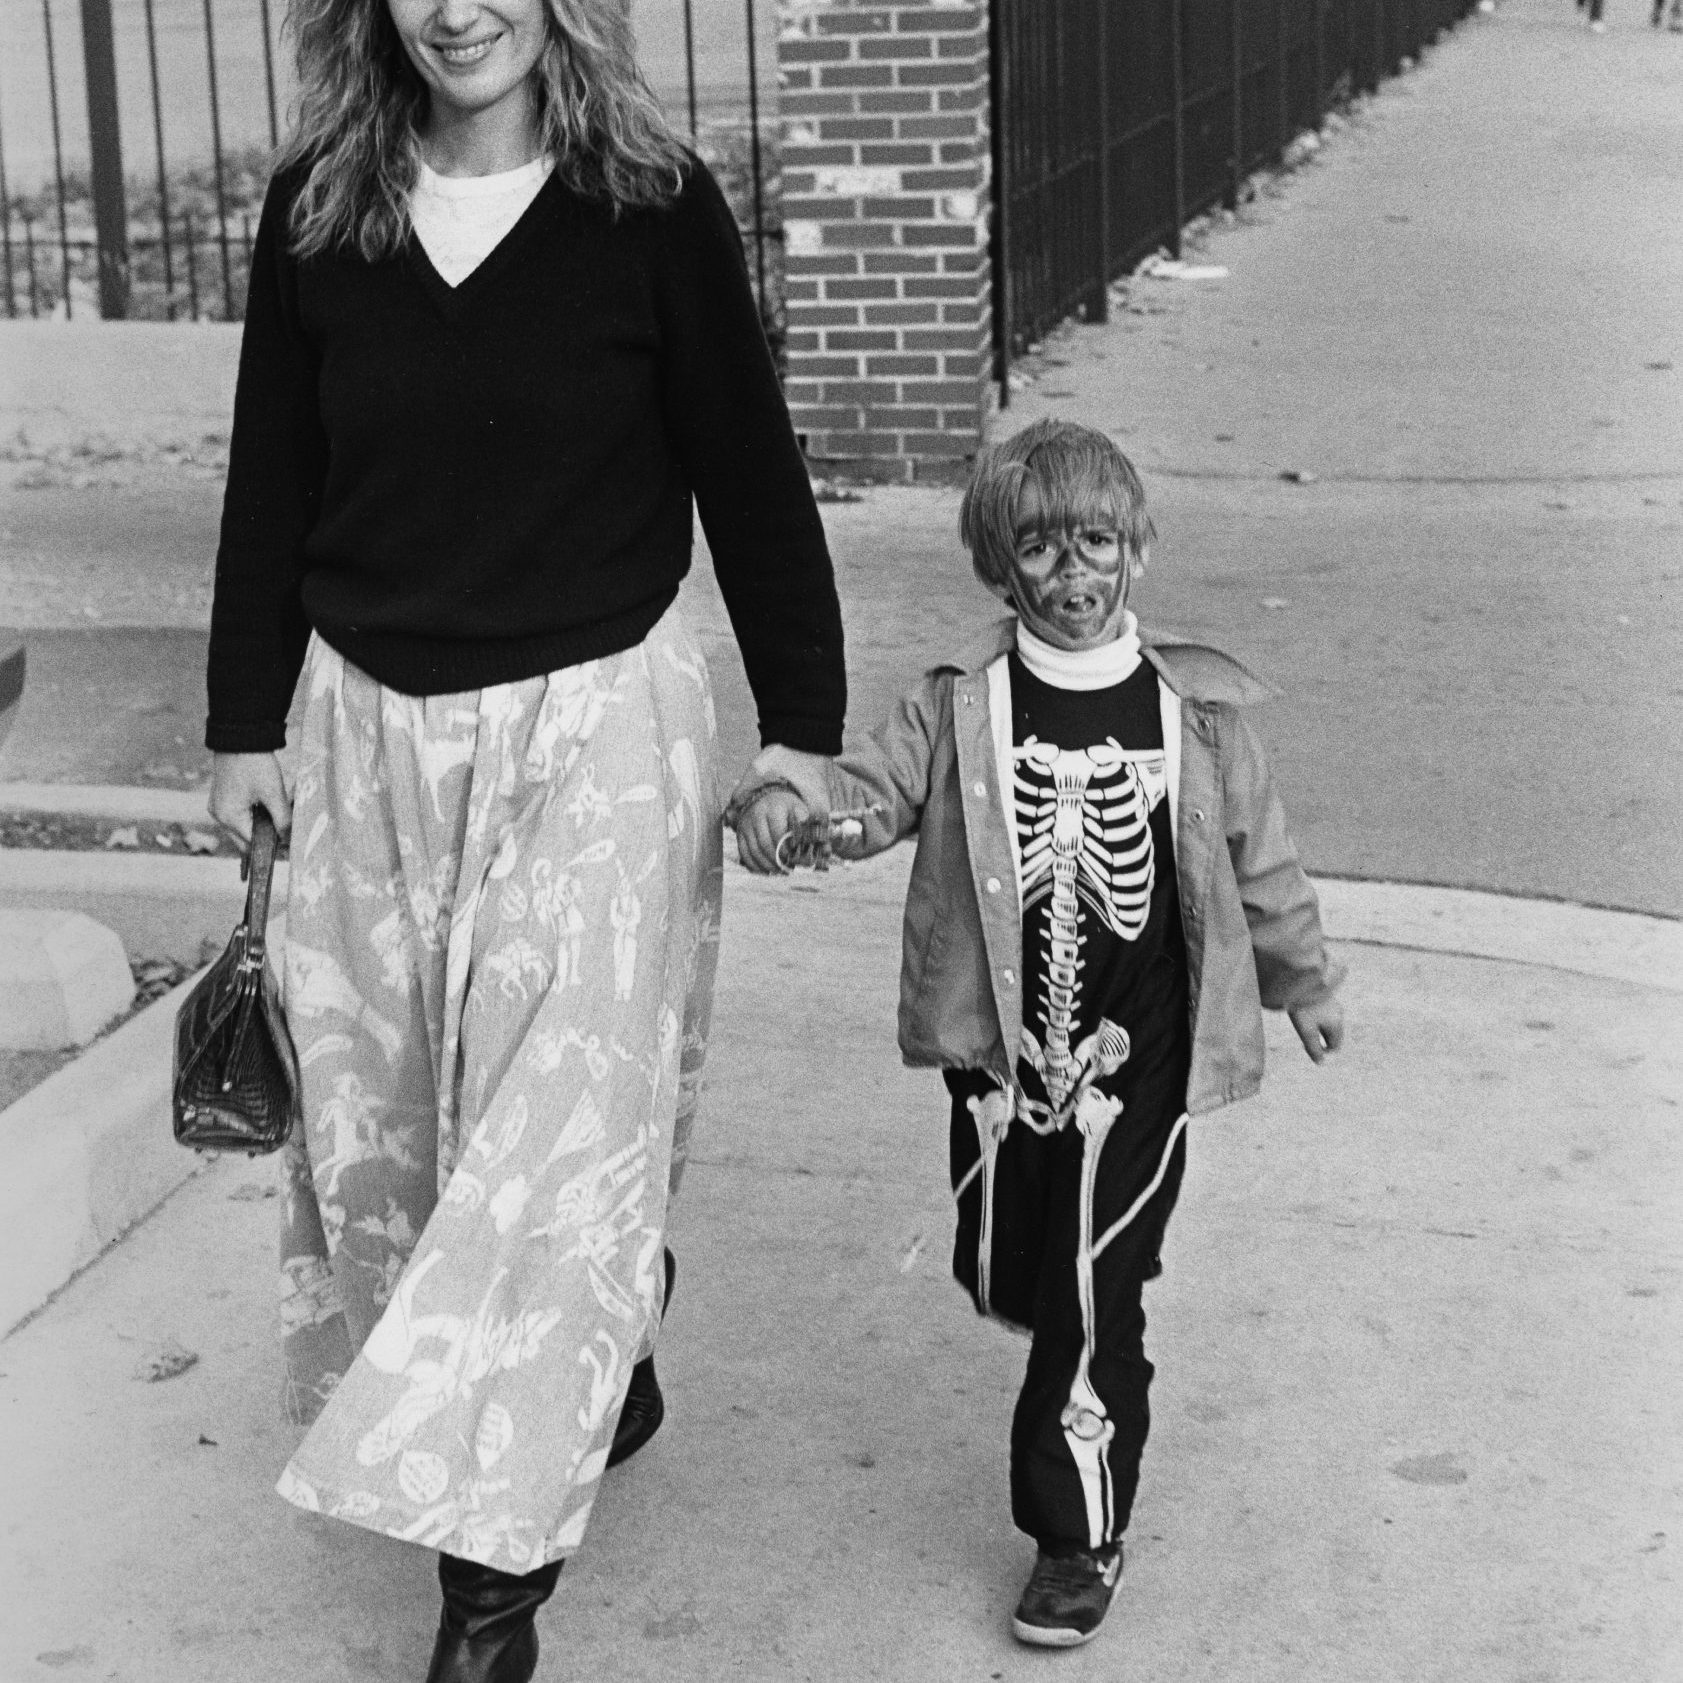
[1011,1545,1123,1647]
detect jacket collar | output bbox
[940,616,1275,705]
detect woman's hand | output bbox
[209,751,293,846]
[734,787,809,874]
[729,745,832,827]
[1289,994,1345,1064]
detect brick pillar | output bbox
[779,1,993,483]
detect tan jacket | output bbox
[815,619,1344,1116]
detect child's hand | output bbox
[1289,995,1345,1063]
[734,787,810,875]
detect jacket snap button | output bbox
[1192,809,1206,823]
[986,877,1002,894]
[1002,968,1016,985]
[973,781,987,798]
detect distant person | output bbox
[1579,0,1608,32]
[731,420,1346,1648]
[1653,0,1681,29]
[204,0,843,1676]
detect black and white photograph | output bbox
[0,0,1678,1675]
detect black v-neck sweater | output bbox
[206,158,845,755]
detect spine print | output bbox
[1038,756,1097,1112]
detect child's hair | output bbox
[959,418,1156,596]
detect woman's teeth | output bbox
[439,38,496,66]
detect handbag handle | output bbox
[238,805,282,971]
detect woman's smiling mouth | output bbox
[435,35,501,68]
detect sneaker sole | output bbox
[1011,1615,1100,1648]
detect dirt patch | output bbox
[0,1047,75,1112]
[0,810,237,856]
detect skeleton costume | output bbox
[947,617,1190,1553]
[760,612,1342,1569]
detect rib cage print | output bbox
[1013,738,1169,1117]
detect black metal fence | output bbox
[991,0,1480,381]
[0,0,779,331]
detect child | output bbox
[732,419,1345,1648]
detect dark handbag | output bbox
[172,806,302,1156]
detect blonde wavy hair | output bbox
[280,0,688,260]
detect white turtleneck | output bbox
[1014,612,1142,690]
[410,156,554,287]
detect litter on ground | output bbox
[1137,254,1230,282]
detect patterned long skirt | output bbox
[272,604,722,1570]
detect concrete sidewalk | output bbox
[1,853,1679,1682]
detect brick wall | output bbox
[778,1,993,482]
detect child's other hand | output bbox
[735,788,809,875]
[1289,995,1345,1063]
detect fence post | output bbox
[682,0,699,138]
[25,216,40,316]
[779,0,994,482]
[1227,0,1243,208]
[1276,0,1290,147]
[201,0,235,320]
[40,0,75,317]
[1314,0,1327,110]
[1170,0,1186,256]
[0,94,15,318]
[79,0,130,318]
[744,0,770,323]
[990,0,1011,404]
[258,0,279,149]
[142,0,175,313]
[1092,0,1111,321]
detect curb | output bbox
[0,782,212,824]
[0,848,253,965]
[1311,877,1683,995]
[0,973,203,1339]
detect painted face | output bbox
[387,0,549,139]
[1006,483,1137,651]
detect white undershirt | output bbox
[1015,612,1142,690]
[410,156,554,287]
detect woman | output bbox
[205,0,844,1676]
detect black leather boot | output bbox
[607,1247,676,1469]
[423,1554,563,1683]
